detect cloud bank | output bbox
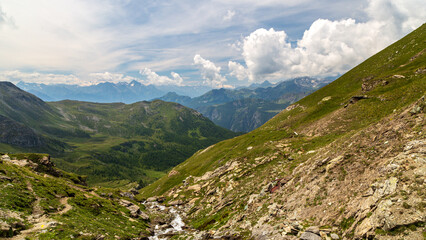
[229,0,426,82]
[0,70,141,86]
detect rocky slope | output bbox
[139,24,426,239]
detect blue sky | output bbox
[0,0,424,87]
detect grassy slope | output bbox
[0,154,149,239]
[48,100,238,186]
[140,24,426,197]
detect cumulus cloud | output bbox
[139,68,183,86]
[228,61,248,81]
[229,0,426,82]
[193,55,227,88]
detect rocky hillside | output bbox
[0,153,151,239]
[139,24,426,239]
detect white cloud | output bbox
[229,0,426,82]
[228,61,248,81]
[88,72,139,84]
[0,70,81,85]
[223,10,236,21]
[0,0,423,87]
[193,55,227,88]
[0,70,141,86]
[139,68,183,86]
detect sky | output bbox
[0,0,424,88]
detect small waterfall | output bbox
[146,202,185,240]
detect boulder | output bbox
[1,155,11,161]
[305,226,320,235]
[118,199,132,207]
[300,231,322,240]
[168,169,179,177]
[120,191,135,200]
[187,184,201,192]
[127,205,141,218]
[139,211,149,220]
[168,200,184,206]
[0,176,12,181]
[146,197,157,202]
[330,233,339,239]
[0,222,12,238]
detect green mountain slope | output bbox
[139,24,426,239]
[0,85,239,186]
[49,100,239,186]
[0,153,150,239]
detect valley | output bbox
[0,6,424,240]
[0,85,239,186]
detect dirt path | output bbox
[11,183,73,239]
[66,183,101,198]
[11,215,56,240]
[11,182,54,240]
[57,197,72,215]
[25,181,44,218]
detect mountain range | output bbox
[16,78,330,133]
[16,80,213,103]
[158,77,331,132]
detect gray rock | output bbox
[127,205,141,218]
[0,222,11,231]
[330,233,339,239]
[118,199,132,207]
[1,155,11,161]
[305,226,320,235]
[120,191,134,200]
[139,211,149,220]
[0,176,12,181]
[95,234,105,240]
[168,200,183,206]
[300,231,322,240]
[146,197,157,202]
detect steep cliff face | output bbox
[139,24,426,239]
